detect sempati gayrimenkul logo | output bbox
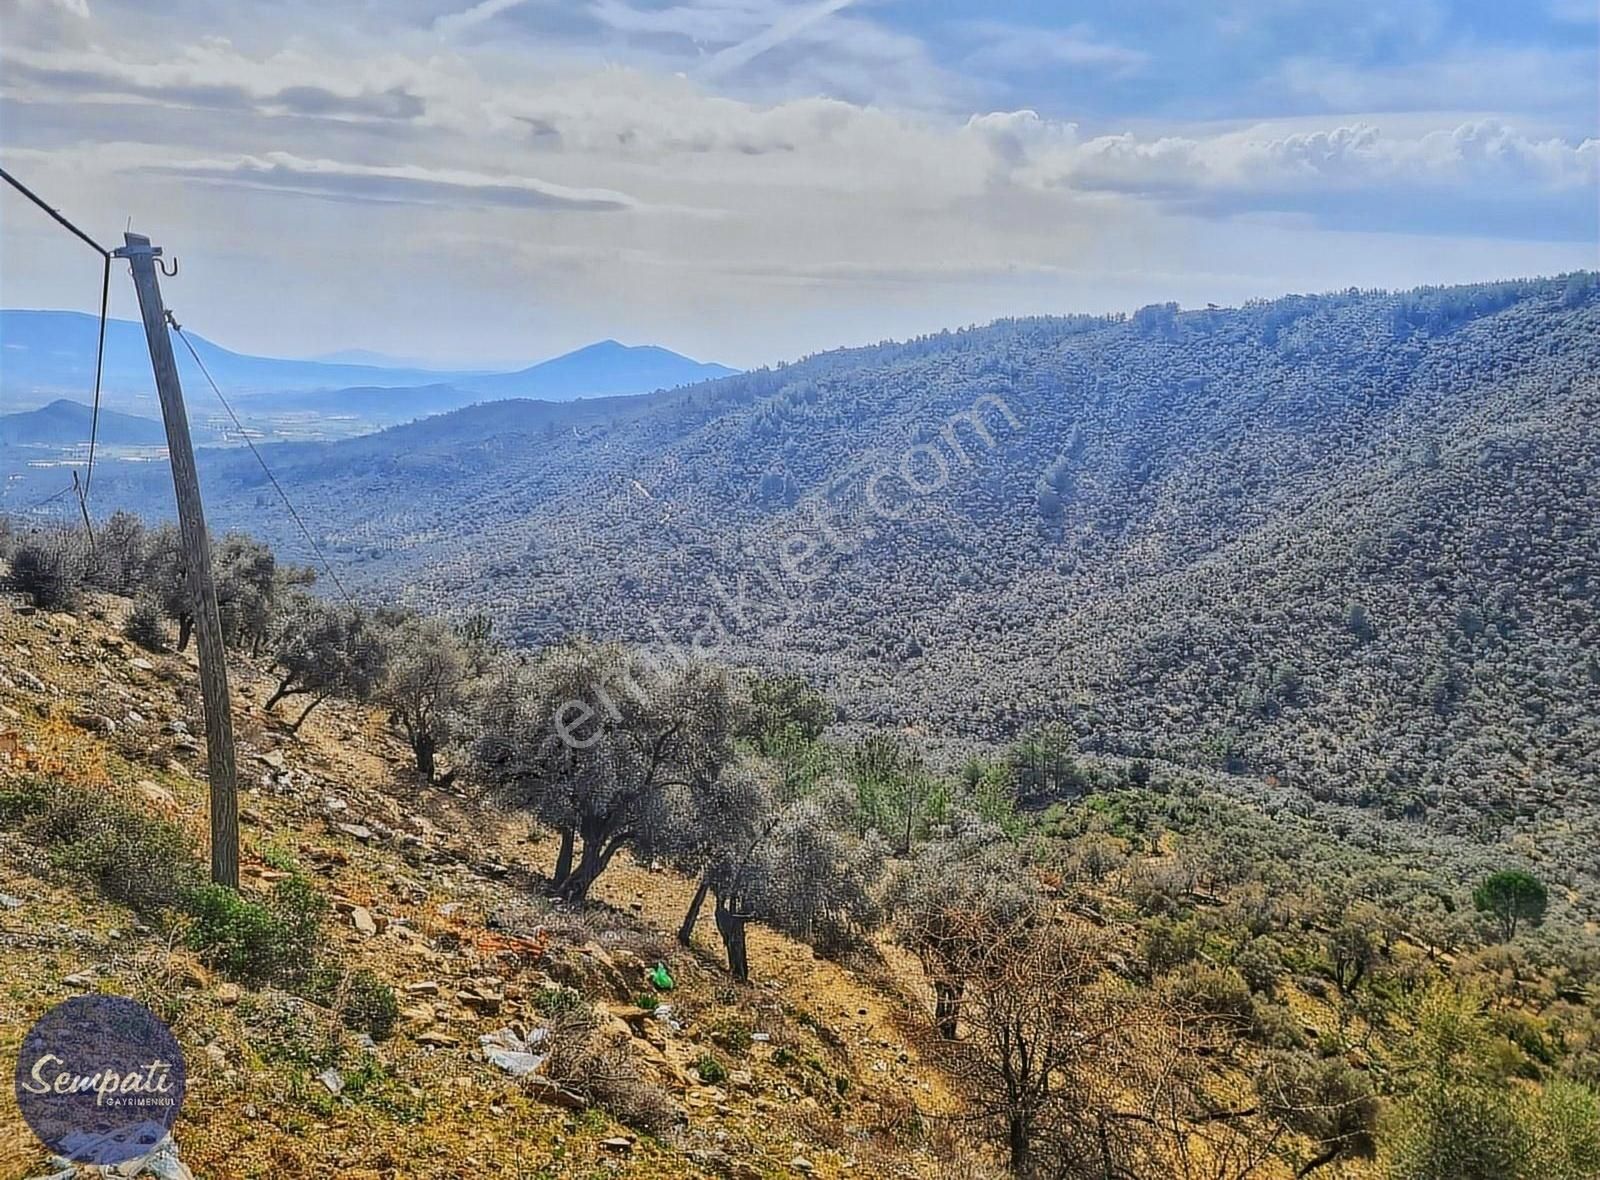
[14,995,187,1165]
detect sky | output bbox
[0,0,1596,369]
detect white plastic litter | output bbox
[480,1026,550,1076]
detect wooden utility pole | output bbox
[114,232,240,889]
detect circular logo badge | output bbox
[14,995,187,1164]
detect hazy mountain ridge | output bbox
[0,310,736,409]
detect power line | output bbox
[0,165,110,258]
[19,483,78,514]
[1,164,112,519]
[3,165,353,608]
[169,319,359,607]
[84,255,111,500]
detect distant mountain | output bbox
[0,398,167,447]
[0,310,737,408]
[269,342,738,422]
[0,311,465,405]
[455,340,737,401]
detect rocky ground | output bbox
[0,597,967,1180]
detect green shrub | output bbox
[338,1054,427,1122]
[1249,996,1308,1050]
[266,875,326,983]
[1142,917,1202,975]
[1491,1009,1556,1068]
[1162,963,1255,1031]
[10,533,86,610]
[184,874,325,985]
[259,844,299,873]
[238,991,343,1069]
[123,598,167,651]
[5,777,200,912]
[634,992,660,1012]
[1523,1079,1600,1180]
[0,777,50,826]
[1233,936,1285,995]
[711,1018,753,1053]
[694,1053,727,1084]
[339,969,400,1041]
[185,886,285,982]
[534,986,583,1017]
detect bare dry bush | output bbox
[541,1003,683,1136]
[933,913,1314,1179]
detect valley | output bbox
[9,277,1596,891]
[2,275,1597,1180]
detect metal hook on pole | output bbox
[157,256,179,278]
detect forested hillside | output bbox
[17,276,1599,870]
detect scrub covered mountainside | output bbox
[26,275,1600,884]
[0,570,1596,1180]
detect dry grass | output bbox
[0,597,971,1180]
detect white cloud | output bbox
[1278,46,1596,114]
[588,0,782,43]
[1,0,1594,368]
[964,109,1080,166]
[699,0,857,81]
[14,0,90,17]
[969,113,1600,202]
[2,40,428,122]
[958,20,1147,76]
[149,151,645,211]
[432,0,533,37]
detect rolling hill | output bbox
[0,398,168,447]
[8,275,1598,881]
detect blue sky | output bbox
[1,0,1595,367]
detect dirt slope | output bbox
[0,598,964,1180]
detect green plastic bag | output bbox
[650,962,675,991]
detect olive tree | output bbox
[707,786,886,981]
[378,615,468,784]
[214,532,302,654]
[761,785,887,946]
[638,758,883,980]
[87,510,147,594]
[265,594,386,731]
[474,639,737,904]
[1326,905,1384,996]
[9,529,87,609]
[141,526,308,653]
[142,524,194,650]
[638,759,776,947]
